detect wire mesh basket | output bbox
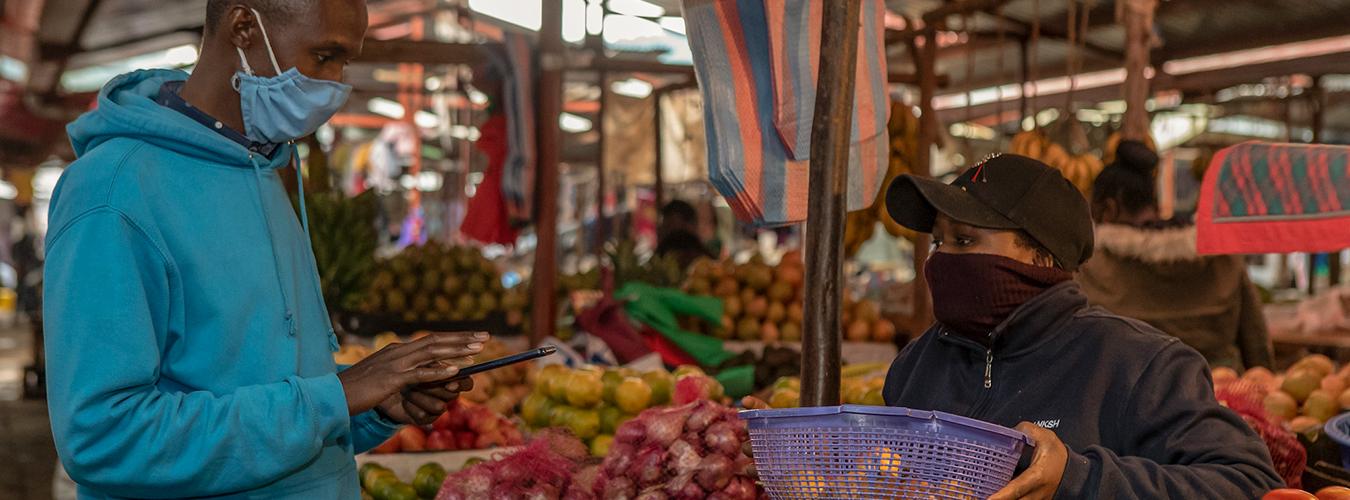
[739,405,1032,499]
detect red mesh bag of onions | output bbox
[436,429,597,500]
[1215,380,1306,489]
[594,400,765,500]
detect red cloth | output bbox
[640,326,697,367]
[460,114,518,245]
[575,298,651,364]
[1197,142,1350,255]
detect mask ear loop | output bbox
[232,47,252,91]
[247,8,283,75]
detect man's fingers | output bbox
[393,347,480,371]
[742,396,771,410]
[405,389,449,414]
[401,399,432,424]
[413,385,458,401]
[406,365,459,384]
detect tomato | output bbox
[1317,486,1350,500]
[1264,489,1318,500]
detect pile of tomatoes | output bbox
[1265,486,1350,499]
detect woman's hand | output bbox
[989,422,1068,500]
[337,332,486,416]
[377,377,475,425]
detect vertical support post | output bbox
[1018,36,1030,126]
[653,91,666,210]
[1310,76,1339,285]
[531,0,565,346]
[596,70,609,257]
[908,28,939,336]
[1119,0,1156,141]
[800,0,861,408]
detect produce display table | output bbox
[356,448,518,480]
[1265,303,1350,350]
[723,340,898,366]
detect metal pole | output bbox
[800,0,861,408]
[530,0,564,346]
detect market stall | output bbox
[9,0,1350,498]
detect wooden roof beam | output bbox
[998,15,1123,61]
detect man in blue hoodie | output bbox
[45,1,484,498]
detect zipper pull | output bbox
[983,350,993,389]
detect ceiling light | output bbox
[560,112,593,133]
[563,0,586,43]
[469,0,542,31]
[1163,34,1350,75]
[414,110,439,129]
[659,17,686,35]
[367,98,406,119]
[611,77,653,98]
[609,0,665,17]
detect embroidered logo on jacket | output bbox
[1034,419,1061,429]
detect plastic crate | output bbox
[739,405,1032,499]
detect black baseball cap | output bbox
[885,153,1094,271]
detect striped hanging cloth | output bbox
[493,33,535,227]
[1197,141,1350,255]
[682,0,890,227]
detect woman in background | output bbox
[1076,140,1274,370]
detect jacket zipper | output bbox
[983,349,993,389]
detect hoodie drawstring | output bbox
[291,148,310,239]
[248,153,297,337]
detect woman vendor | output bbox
[880,154,1282,499]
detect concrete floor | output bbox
[0,322,58,500]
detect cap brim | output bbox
[885,175,1019,232]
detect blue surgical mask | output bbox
[232,8,351,144]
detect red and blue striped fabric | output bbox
[683,0,890,227]
[499,33,535,226]
[1197,141,1350,254]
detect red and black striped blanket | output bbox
[1197,141,1350,254]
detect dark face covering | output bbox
[925,252,1072,342]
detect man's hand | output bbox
[337,332,487,416]
[989,422,1068,500]
[377,378,475,425]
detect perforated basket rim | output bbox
[738,404,1034,446]
[1325,411,1350,446]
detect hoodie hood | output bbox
[67,69,292,170]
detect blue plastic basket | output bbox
[739,405,1032,499]
[1324,412,1350,469]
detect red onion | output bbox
[696,454,734,491]
[601,476,636,500]
[664,471,696,496]
[643,407,691,447]
[704,421,742,456]
[685,400,722,432]
[668,439,702,475]
[721,476,757,500]
[635,445,667,485]
[635,487,670,500]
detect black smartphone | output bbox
[446,345,558,381]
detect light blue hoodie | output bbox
[44,69,398,499]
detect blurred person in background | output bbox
[1076,140,1274,371]
[44,1,483,498]
[655,199,713,268]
